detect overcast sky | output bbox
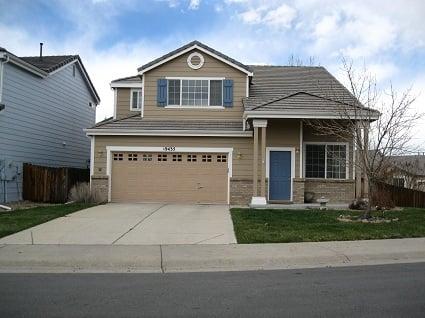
[1,0,424,149]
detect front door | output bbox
[269,151,292,201]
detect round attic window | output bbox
[187,52,204,70]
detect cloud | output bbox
[188,0,200,10]
[238,3,297,29]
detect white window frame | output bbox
[165,77,225,109]
[130,88,143,111]
[303,142,349,180]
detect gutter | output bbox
[0,52,9,111]
[84,128,253,137]
[243,111,380,121]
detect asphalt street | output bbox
[0,263,424,317]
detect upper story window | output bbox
[130,89,142,111]
[305,143,347,179]
[166,78,223,107]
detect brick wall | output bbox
[304,179,355,203]
[91,175,109,202]
[293,178,305,204]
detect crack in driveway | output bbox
[112,204,167,245]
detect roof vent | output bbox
[39,43,43,60]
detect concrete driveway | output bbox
[0,204,237,245]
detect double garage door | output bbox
[111,152,228,204]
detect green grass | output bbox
[0,203,95,239]
[230,208,425,243]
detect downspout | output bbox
[0,52,9,109]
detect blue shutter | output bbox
[157,79,167,106]
[223,79,233,107]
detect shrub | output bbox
[349,198,368,210]
[68,182,103,204]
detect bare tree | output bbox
[304,57,422,217]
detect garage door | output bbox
[111,152,228,204]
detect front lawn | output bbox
[0,203,95,238]
[231,208,425,243]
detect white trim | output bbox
[244,112,380,121]
[85,129,252,137]
[0,59,4,103]
[302,142,350,180]
[106,146,233,204]
[5,54,48,77]
[49,59,78,75]
[187,52,204,69]
[299,121,303,178]
[89,136,95,189]
[138,44,253,76]
[113,88,117,119]
[246,76,249,98]
[252,119,268,128]
[141,76,145,117]
[110,82,143,88]
[165,76,225,80]
[266,147,296,201]
[130,88,143,111]
[164,105,225,110]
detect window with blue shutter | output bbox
[157,79,167,106]
[223,79,233,107]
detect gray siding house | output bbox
[0,47,100,202]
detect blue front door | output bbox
[269,151,292,201]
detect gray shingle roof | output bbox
[244,65,360,112]
[111,75,142,83]
[91,115,244,131]
[390,155,425,176]
[19,55,79,73]
[137,40,252,73]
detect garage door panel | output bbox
[111,152,228,204]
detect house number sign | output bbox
[163,146,176,152]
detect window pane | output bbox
[305,145,325,178]
[168,80,180,105]
[182,79,208,106]
[326,145,346,179]
[131,91,139,109]
[210,80,222,106]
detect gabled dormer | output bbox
[110,41,252,121]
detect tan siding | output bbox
[142,49,247,120]
[93,135,253,179]
[115,88,138,119]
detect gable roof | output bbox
[389,155,425,176]
[0,48,100,104]
[243,65,379,119]
[137,40,253,76]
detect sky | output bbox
[0,0,424,149]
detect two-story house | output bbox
[86,41,376,206]
[0,45,100,203]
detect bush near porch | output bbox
[230,208,425,243]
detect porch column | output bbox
[253,126,259,197]
[250,119,268,207]
[260,126,267,197]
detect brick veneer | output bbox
[293,178,305,204]
[304,179,355,203]
[91,175,109,202]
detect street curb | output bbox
[0,238,424,273]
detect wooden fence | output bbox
[23,163,90,203]
[374,182,425,208]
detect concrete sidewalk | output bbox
[0,238,424,273]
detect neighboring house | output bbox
[387,155,425,191]
[0,46,100,203]
[85,41,376,206]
